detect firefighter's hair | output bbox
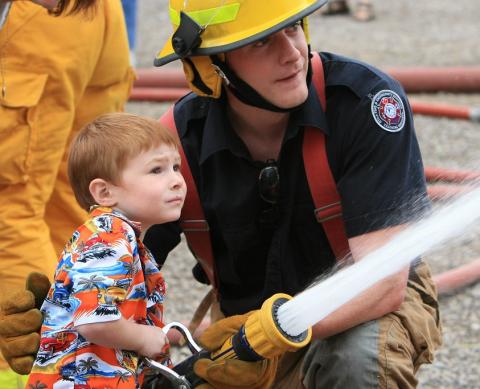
[50,0,97,16]
[68,112,179,211]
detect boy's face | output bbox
[111,144,186,230]
[225,22,309,109]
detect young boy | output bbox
[26,113,186,389]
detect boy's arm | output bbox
[76,318,169,360]
[72,220,168,359]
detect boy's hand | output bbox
[137,325,170,360]
[0,272,50,374]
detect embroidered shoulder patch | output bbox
[370,90,405,132]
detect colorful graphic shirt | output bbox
[27,207,168,389]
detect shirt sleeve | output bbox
[69,218,136,327]
[333,80,431,238]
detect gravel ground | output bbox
[126,1,480,387]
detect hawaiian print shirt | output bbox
[27,207,168,389]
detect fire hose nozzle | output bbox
[210,293,312,361]
[144,293,312,388]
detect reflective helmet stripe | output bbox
[169,3,241,27]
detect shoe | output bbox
[353,1,375,22]
[320,0,350,15]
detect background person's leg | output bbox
[45,134,87,255]
[121,0,138,66]
[0,99,67,388]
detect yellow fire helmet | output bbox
[154,0,328,100]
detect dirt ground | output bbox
[126,1,480,387]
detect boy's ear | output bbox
[89,178,117,207]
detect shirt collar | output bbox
[285,82,329,143]
[199,94,250,164]
[89,206,143,236]
[198,82,329,164]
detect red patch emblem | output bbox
[371,90,405,132]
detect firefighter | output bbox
[0,0,133,387]
[150,1,442,387]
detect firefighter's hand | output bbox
[193,313,278,389]
[0,272,50,374]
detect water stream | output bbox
[277,185,480,337]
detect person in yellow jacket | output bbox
[0,0,134,387]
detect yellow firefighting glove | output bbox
[0,272,50,374]
[193,313,279,389]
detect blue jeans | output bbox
[121,0,137,51]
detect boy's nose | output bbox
[171,172,186,190]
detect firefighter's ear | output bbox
[89,178,117,207]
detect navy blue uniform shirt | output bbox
[144,52,430,316]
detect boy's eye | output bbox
[150,166,162,174]
[173,163,181,172]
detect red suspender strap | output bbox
[159,106,218,288]
[305,53,350,259]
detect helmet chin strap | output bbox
[210,51,313,113]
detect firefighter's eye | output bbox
[285,21,301,33]
[252,37,270,48]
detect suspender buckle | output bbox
[314,202,342,223]
[180,219,210,232]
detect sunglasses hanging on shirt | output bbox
[258,159,280,204]
[258,159,280,228]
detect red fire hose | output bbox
[131,68,480,120]
[385,66,480,93]
[133,66,480,93]
[433,258,480,294]
[424,167,480,184]
[129,87,189,102]
[135,68,187,89]
[410,100,480,122]
[131,72,480,122]
[129,88,480,122]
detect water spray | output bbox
[277,185,480,336]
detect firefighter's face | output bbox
[225,22,309,109]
